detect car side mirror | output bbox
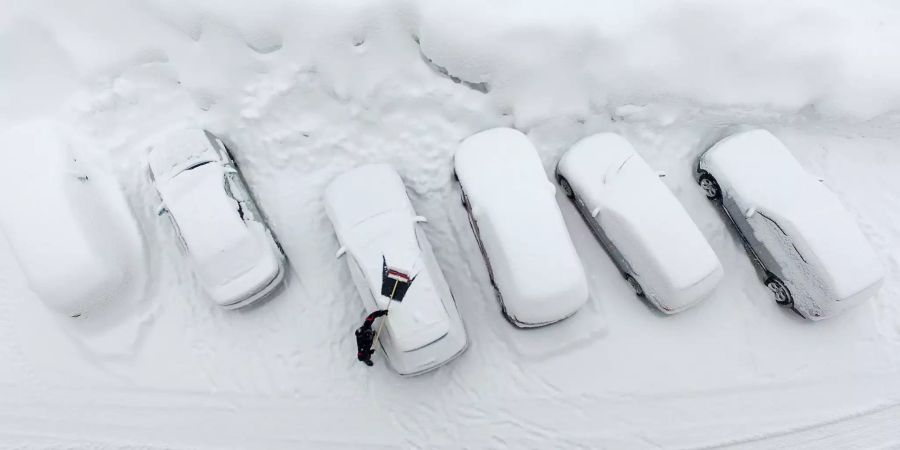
[156,203,167,216]
[224,166,238,174]
[744,206,757,219]
[414,216,427,223]
[335,246,347,258]
[657,171,667,178]
[591,207,601,218]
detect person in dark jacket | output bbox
[355,309,388,366]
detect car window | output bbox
[381,256,415,302]
[757,211,788,236]
[756,211,808,264]
[166,212,191,254]
[347,253,376,303]
[184,160,212,172]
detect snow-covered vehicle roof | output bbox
[700,129,884,302]
[0,124,140,317]
[325,164,456,354]
[454,128,589,326]
[149,129,223,181]
[150,130,284,308]
[558,133,723,312]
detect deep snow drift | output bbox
[2,0,900,448]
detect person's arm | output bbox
[365,309,388,323]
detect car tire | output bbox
[765,275,793,307]
[558,176,575,200]
[625,274,645,297]
[698,173,722,201]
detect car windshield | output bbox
[382,259,415,301]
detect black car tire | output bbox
[698,173,722,201]
[626,274,645,297]
[765,275,793,307]
[558,176,575,200]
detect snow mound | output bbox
[416,0,900,125]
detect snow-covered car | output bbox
[0,123,143,317]
[454,128,589,327]
[697,129,884,320]
[325,164,467,376]
[557,133,723,313]
[149,129,285,309]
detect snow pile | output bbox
[4,1,900,130]
[416,0,900,125]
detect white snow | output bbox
[150,132,283,308]
[147,129,221,181]
[701,129,884,310]
[455,128,589,326]
[0,122,142,317]
[2,0,900,447]
[325,164,465,371]
[325,165,451,352]
[558,132,723,312]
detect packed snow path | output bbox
[2,1,900,448]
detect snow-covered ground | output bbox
[2,1,900,448]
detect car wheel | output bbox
[558,176,575,199]
[765,276,793,307]
[698,173,722,200]
[626,275,645,297]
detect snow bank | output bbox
[4,0,900,130]
[0,122,142,317]
[416,0,900,125]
